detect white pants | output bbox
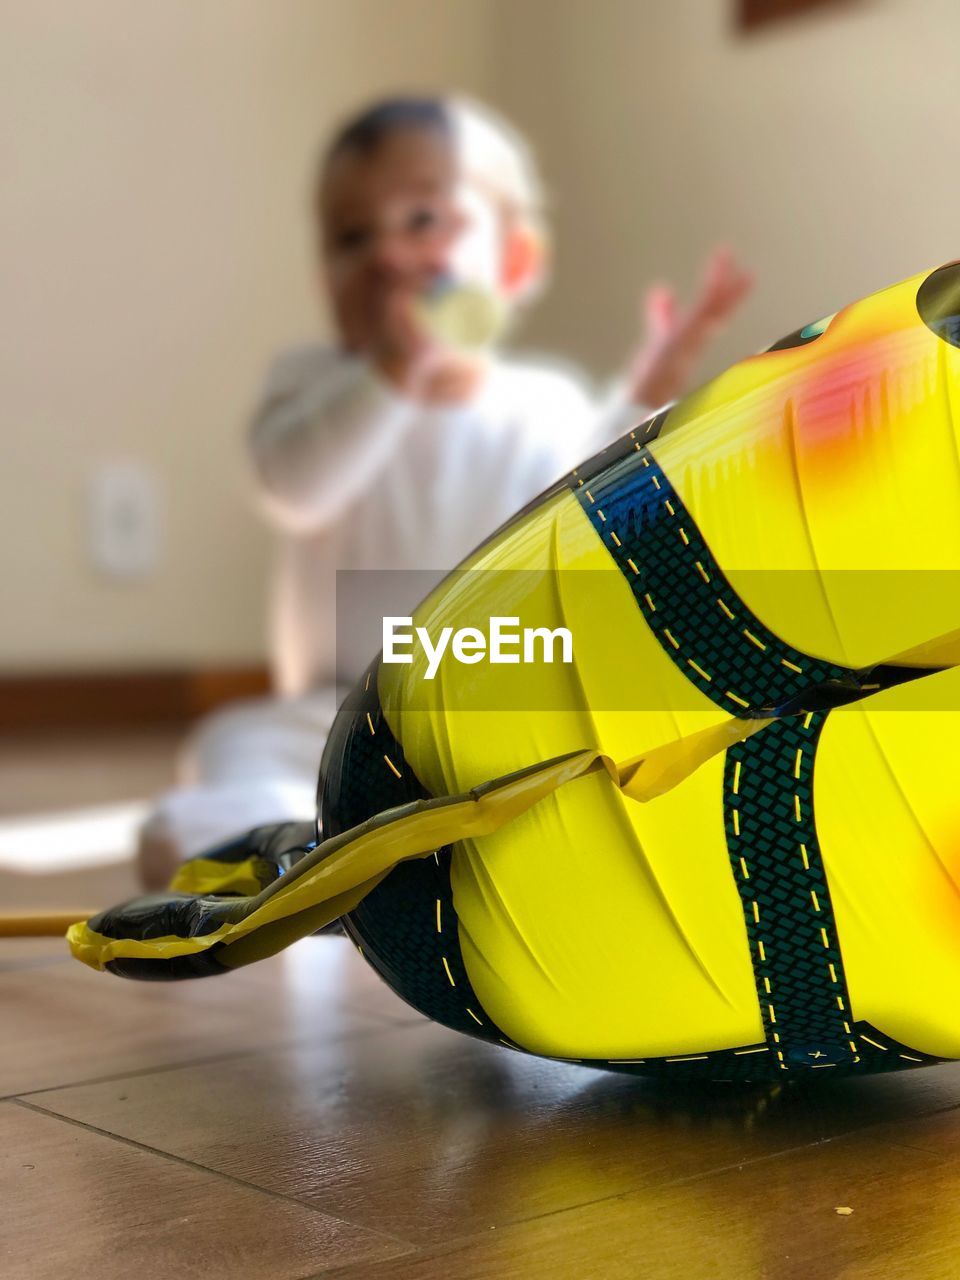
[145,687,344,858]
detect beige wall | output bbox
[5,0,955,670]
[0,0,492,670]
[494,0,960,377]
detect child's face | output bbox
[319,127,502,351]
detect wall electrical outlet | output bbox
[89,460,162,580]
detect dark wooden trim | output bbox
[0,667,272,732]
[738,0,850,29]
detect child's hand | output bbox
[368,284,437,393]
[626,248,753,408]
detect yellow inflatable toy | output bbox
[67,261,960,1081]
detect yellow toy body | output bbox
[70,262,960,1081]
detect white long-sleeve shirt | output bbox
[250,344,644,696]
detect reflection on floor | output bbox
[0,728,180,910]
[5,732,960,1277]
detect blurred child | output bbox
[138,95,751,887]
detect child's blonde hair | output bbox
[320,93,547,240]
[446,96,546,239]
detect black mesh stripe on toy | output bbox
[317,664,509,1045]
[721,712,942,1075]
[724,711,855,1070]
[570,444,872,717]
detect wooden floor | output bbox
[5,733,960,1277]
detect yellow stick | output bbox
[0,912,92,937]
